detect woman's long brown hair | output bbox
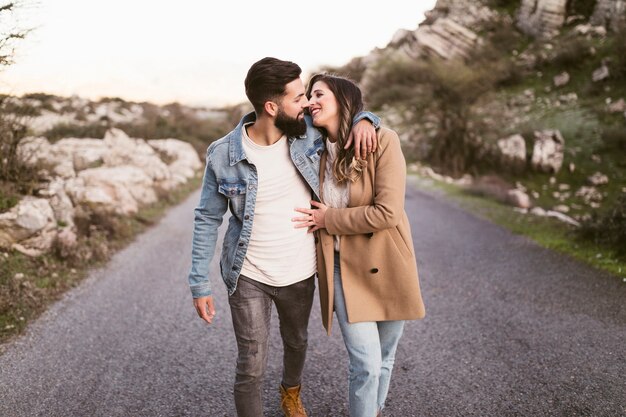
[306,73,367,183]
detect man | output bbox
[188,57,379,417]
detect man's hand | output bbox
[345,119,377,160]
[292,200,328,233]
[193,296,216,325]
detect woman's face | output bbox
[308,80,339,130]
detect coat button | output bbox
[317,149,322,156]
[238,242,244,247]
[244,215,250,220]
[370,268,379,274]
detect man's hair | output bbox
[244,57,302,114]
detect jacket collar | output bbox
[229,111,308,166]
[228,112,255,166]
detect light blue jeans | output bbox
[333,252,405,417]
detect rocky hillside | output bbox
[325,0,625,244]
[1,93,248,153]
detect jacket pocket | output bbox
[218,180,247,216]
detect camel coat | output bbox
[316,127,426,334]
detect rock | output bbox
[591,154,602,163]
[507,189,531,209]
[576,186,604,203]
[587,172,609,185]
[517,0,567,39]
[607,98,626,113]
[558,93,578,104]
[148,138,203,190]
[0,197,57,250]
[39,178,75,228]
[590,0,626,32]
[568,163,576,172]
[553,71,570,87]
[531,130,565,173]
[67,166,157,215]
[558,183,570,191]
[103,129,171,182]
[413,18,481,60]
[530,207,547,216]
[55,228,78,258]
[592,64,610,82]
[545,210,581,227]
[553,204,570,213]
[497,134,526,171]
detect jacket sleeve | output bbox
[353,111,381,129]
[187,146,228,298]
[325,129,406,235]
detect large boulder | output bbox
[0,197,57,253]
[66,165,157,215]
[531,130,565,173]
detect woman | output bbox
[293,73,426,417]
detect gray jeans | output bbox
[228,274,315,417]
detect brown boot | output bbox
[280,384,307,417]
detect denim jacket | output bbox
[188,111,380,298]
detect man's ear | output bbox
[264,101,278,117]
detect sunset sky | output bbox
[0,0,437,107]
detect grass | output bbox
[0,174,203,347]
[409,173,626,281]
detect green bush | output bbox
[599,125,626,152]
[566,0,597,19]
[612,26,626,80]
[44,123,110,142]
[545,35,594,70]
[579,194,626,257]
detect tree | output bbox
[0,1,31,68]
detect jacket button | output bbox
[317,149,322,156]
[244,215,250,220]
[238,242,244,247]
[370,268,379,274]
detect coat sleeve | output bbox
[325,128,406,236]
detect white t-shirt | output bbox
[240,123,316,286]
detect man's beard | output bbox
[275,107,307,137]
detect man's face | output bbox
[274,78,308,137]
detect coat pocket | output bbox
[385,227,412,259]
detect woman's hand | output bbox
[292,200,328,233]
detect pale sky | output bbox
[0,0,437,107]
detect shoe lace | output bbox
[282,388,305,413]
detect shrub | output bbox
[579,194,626,257]
[612,25,626,80]
[546,35,594,70]
[43,123,110,142]
[599,125,626,152]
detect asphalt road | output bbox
[1,179,624,417]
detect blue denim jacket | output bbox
[188,111,380,298]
